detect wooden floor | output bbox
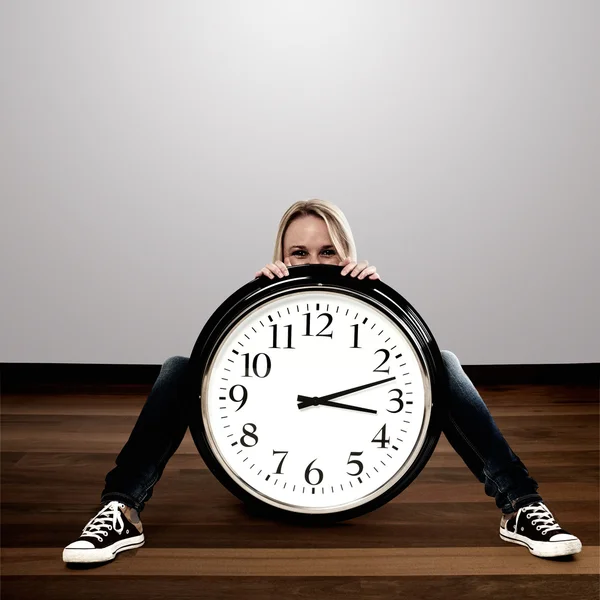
[1,383,598,599]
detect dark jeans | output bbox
[101,351,542,514]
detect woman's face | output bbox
[283,214,341,266]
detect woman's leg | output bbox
[100,355,193,513]
[64,356,193,563]
[439,350,543,514]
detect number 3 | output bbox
[387,388,404,413]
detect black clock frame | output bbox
[187,264,449,524]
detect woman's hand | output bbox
[254,257,381,280]
[339,257,381,280]
[254,258,292,279]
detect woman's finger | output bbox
[261,266,275,279]
[267,263,285,278]
[338,256,352,267]
[368,273,381,280]
[341,260,357,276]
[350,260,369,277]
[358,265,377,280]
[275,260,289,276]
[255,266,271,279]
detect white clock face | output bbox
[202,288,431,513]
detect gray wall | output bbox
[1,0,598,365]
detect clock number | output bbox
[303,313,333,338]
[387,388,404,413]
[228,385,248,411]
[350,324,361,348]
[346,451,364,476]
[241,353,272,378]
[373,349,391,373]
[304,459,324,485]
[240,423,259,447]
[372,424,390,449]
[272,450,289,474]
[270,324,294,349]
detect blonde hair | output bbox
[273,199,357,263]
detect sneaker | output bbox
[499,501,582,558]
[62,501,145,563]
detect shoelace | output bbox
[80,502,125,542]
[521,502,562,536]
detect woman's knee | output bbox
[161,356,190,377]
[441,350,461,371]
[164,355,189,366]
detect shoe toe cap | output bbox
[64,540,96,550]
[549,533,577,542]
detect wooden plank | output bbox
[2,547,599,577]
[4,449,599,470]
[1,575,598,600]
[1,415,597,454]
[2,384,597,416]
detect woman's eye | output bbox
[291,249,335,258]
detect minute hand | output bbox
[309,376,396,404]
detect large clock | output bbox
[187,264,447,523]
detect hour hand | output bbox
[297,395,377,414]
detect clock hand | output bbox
[297,395,320,408]
[306,376,397,404]
[297,396,377,414]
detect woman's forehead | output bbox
[284,215,331,244]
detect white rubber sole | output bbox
[63,534,145,564]
[500,528,582,558]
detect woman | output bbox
[63,199,582,564]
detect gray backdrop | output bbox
[1,0,598,365]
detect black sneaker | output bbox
[499,501,582,558]
[62,501,145,563]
